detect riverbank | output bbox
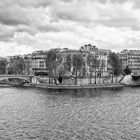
[0,75,126,90]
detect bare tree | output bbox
[98,59,106,84]
[0,59,7,74]
[108,52,122,83]
[7,57,25,75]
[72,54,84,84]
[64,54,71,73]
[45,50,62,83]
[87,53,99,84]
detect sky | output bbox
[0,0,140,56]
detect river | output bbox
[0,87,140,140]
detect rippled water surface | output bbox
[0,87,140,139]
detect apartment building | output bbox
[119,49,140,75]
[80,45,111,76]
[5,46,111,76]
[30,51,48,75]
[60,45,111,76]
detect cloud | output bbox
[9,23,140,53]
[0,0,54,8]
[0,41,35,57]
[51,0,140,29]
[37,23,61,33]
[92,25,140,51]
[0,4,31,26]
[0,22,140,56]
[0,24,14,41]
[0,0,139,56]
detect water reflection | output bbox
[42,88,122,99]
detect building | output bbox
[4,46,111,76]
[98,49,111,76]
[80,45,111,76]
[6,51,48,75]
[60,45,111,76]
[119,49,140,75]
[21,54,32,75]
[60,48,84,75]
[80,44,98,53]
[30,50,48,75]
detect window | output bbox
[39,61,45,69]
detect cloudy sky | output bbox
[0,0,140,56]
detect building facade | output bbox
[60,45,111,76]
[80,45,111,76]
[119,49,140,75]
[5,46,111,76]
[30,51,48,75]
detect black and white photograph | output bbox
[0,0,140,139]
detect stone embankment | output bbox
[34,83,124,90]
[27,76,124,90]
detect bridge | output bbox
[0,75,35,84]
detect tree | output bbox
[123,65,132,75]
[24,57,31,75]
[65,54,71,72]
[14,58,25,74]
[98,59,106,84]
[108,52,122,83]
[87,53,99,84]
[72,54,84,84]
[56,63,66,77]
[6,62,14,74]
[7,57,25,75]
[0,59,7,74]
[45,50,62,83]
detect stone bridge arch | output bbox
[0,77,31,83]
[0,75,34,83]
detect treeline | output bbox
[45,49,123,84]
[0,57,29,75]
[0,49,123,83]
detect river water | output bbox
[0,87,140,140]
